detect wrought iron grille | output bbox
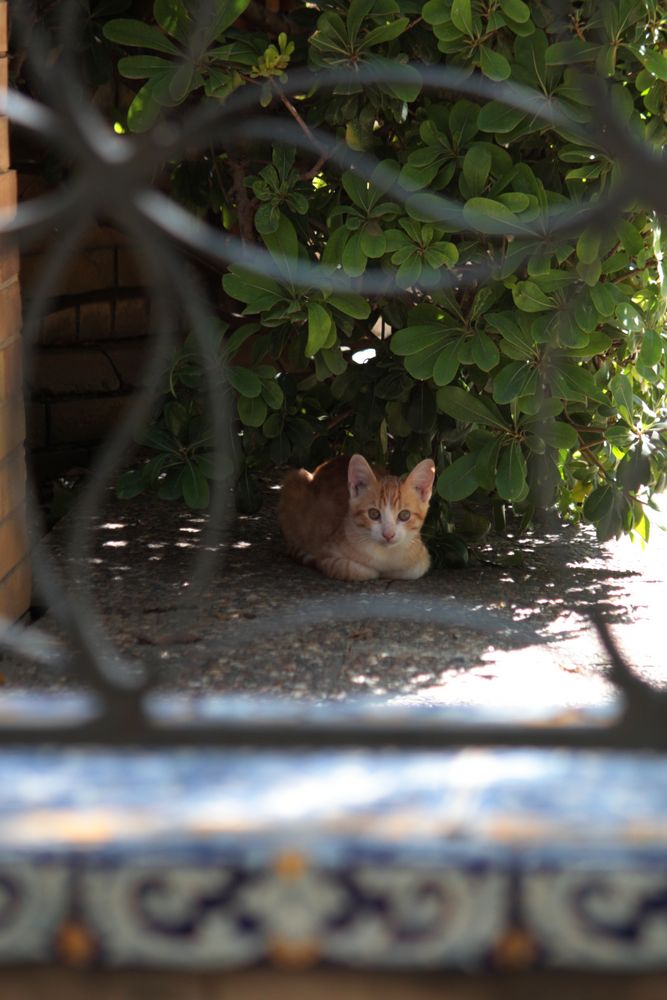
[0,0,665,749]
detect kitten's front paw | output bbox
[386,546,431,580]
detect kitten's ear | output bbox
[348,454,376,498]
[405,459,435,503]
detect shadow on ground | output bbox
[2,480,664,712]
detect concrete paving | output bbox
[2,479,665,721]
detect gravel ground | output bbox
[1,480,665,715]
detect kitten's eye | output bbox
[368,508,381,520]
[398,509,411,522]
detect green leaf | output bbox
[432,341,461,386]
[341,170,368,207]
[500,0,530,22]
[512,281,554,313]
[632,506,650,543]
[590,283,617,317]
[635,46,667,82]
[223,269,284,307]
[553,311,590,348]
[262,214,300,280]
[391,324,448,356]
[116,468,147,499]
[210,0,251,38]
[463,197,524,235]
[576,229,601,265]
[320,344,347,376]
[228,365,262,398]
[496,441,527,501]
[492,361,538,404]
[238,395,268,428]
[405,192,463,226]
[609,372,634,418]
[614,301,644,334]
[361,17,409,47]
[306,303,334,357]
[497,192,530,213]
[618,444,651,492]
[154,0,190,42]
[328,292,371,319]
[450,0,473,35]
[437,452,479,501]
[545,39,599,65]
[424,242,458,267]
[197,452,235,481]
[487,313,535,360]
[164,400,188,437]
[168,60,196,101]
[182,463,210,509]
[157,466,184,501]
[396,255,423,288]
[577,259,602,287]
[551,363,604,403]
[462,146,492,196]
[433,534,471,568]
[263,412,283,439]
[261,378,285,410]
[254,203,280,236]
[471,331,500,371]
[342,232,368,277]
[479,46,511,81]
[583,484,614,521]
[359,221,387,258]
[638,329,662,368]
[368,56,422,102]
[404,341,445,380]
[142,425,179,453]
[321,226,349,269]
[614,219,644,257]
[103,19,180,53]
[348,0,374,39]
[474,438,501,491]
[436,385,508,429]
[477,102,527,134]
[126,77,171,131]
[400,162,441,192]
[117,55,174,78]
[422,0,451,25]
[537,420,578,450]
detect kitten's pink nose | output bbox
[383,529,396,542]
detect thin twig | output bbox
[228,158,255,243]
[300,142,343,181]
[562,411,612,478]
[274,81,323,154]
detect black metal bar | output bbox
[0,0,663,750]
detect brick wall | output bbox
[0,0,31,621]
[19,184,152,482]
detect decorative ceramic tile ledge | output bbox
[1,742,667,971]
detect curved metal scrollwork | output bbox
[0,0,664,748]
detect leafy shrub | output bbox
[109,0,667,544]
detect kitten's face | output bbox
[347,455,435,547]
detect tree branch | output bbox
[228,158,255,243]
[274,84,320,147]
[300,141,343,181]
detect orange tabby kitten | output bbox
[278,454,435,581]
